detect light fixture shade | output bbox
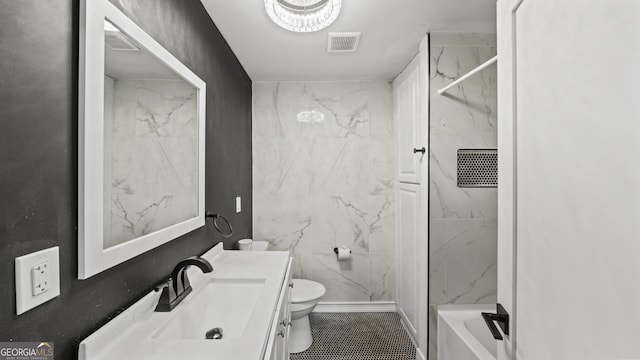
[297,109,325,123]
[265,0,342,33]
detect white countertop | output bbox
[79,244,290,360]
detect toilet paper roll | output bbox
[337,247,351,261]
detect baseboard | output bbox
[397,312,426,360]
[398,310,419,345]
[313,301,397,313]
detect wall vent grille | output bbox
[327,32,361,53]
[457,149,498,188]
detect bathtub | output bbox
[437,304,497,360]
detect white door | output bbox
[497,1,640,358]
[394,54,424,184]
[396,181,421,340]
[393,36,429,360]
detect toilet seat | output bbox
[291,279,326,303]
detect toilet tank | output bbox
[251,240,270,251]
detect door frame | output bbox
[496,0,524,358]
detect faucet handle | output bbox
[155,279,178,312]
[154,278,172,292]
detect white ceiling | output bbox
[199,0,496,81]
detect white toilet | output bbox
[248,241,326,353]
[289,279,326,353]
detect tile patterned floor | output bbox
[290,312,416,360]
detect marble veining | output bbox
[107,79,197,248]
[253,81,395,302]
[428,33,497,360]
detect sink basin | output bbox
[152,278,266,340]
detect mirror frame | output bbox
[78,0,206,279]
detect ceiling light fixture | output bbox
[264,0,342,33]
[297,109,325,123]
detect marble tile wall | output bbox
[252,81,395,302]
[107,79,198,248]
[428,33,498,359]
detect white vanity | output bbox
[79,244,292,360]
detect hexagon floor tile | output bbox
[290,312,416,360]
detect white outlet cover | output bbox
[236,196,241,213]
[15,247,60,315]
[31,261,51,295]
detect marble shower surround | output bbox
[252,81,395,302]
[427,33,498,359]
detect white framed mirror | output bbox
[78,0,206,279]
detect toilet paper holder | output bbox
[333,247,352,254]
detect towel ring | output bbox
[206,212,233,238]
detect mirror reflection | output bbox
[103,20,198,249]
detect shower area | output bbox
[392,32,497,360]
[427,33,498,359]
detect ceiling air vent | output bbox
[327,32,361,53]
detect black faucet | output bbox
[155,256,213,312]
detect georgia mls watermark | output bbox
[0,342,53,360]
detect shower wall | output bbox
[428,33,498,358]
[252,81,395,302]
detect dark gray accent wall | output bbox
[0,1,252,358]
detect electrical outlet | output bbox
[15,247,60,315]
[31,262,51,295]
[236,196,241,213]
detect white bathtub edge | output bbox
[437,304,496,360]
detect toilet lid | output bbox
[291,279,326,302]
